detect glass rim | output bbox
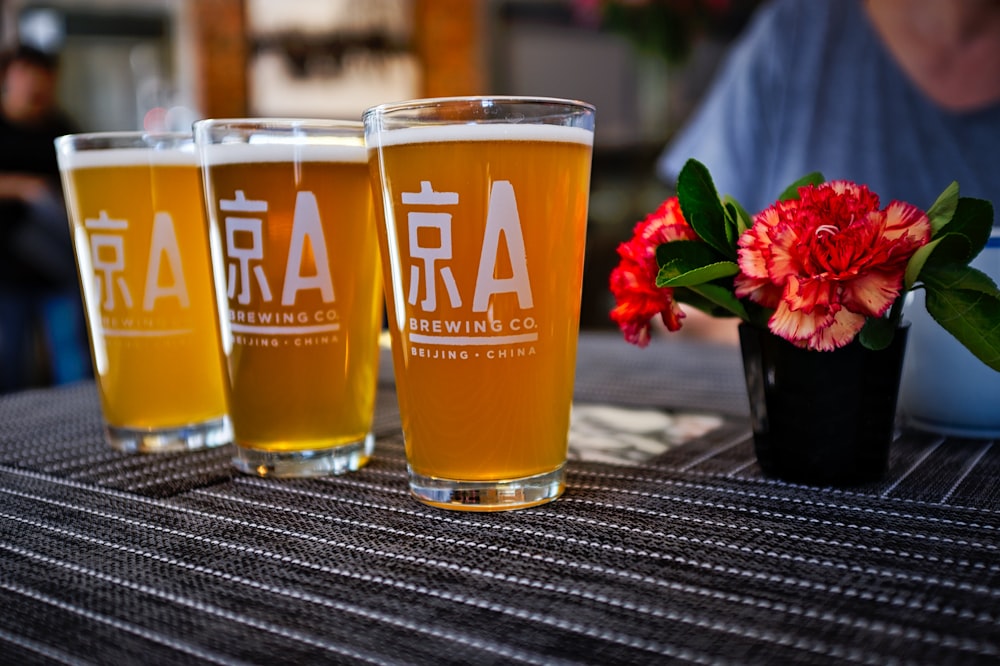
[54,130,194,153]
[362,95,595,121]
[193,117,364,132]
[193,118,366,150]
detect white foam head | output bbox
[56,145,199,170]
[200,140,367,166]
[367,123,594,148]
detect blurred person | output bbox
[659,0,1000,213]
[0,44,90,393]
[653,0,1000,343]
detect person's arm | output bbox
[0,172,53,204]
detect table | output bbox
[1,332,997,664]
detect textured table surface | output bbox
[1,333,997,665]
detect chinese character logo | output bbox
[401,180,533,314]
[222,190,272,305]
[86,211,132,310]
[402,181,461,311]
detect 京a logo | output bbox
[401,180,537,349]
[221,189,340,337]
[87,210,191,338]
[404,180,533,313]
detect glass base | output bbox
[106,416,232,454]
[232,432,374,478]
[408,465,565,512]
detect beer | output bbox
[198,129,382,475]
[56,136,230,451]
[366,111,594,508]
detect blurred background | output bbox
[0,0,761,329]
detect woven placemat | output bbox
[573,333,749,416]
[1,363,998,663]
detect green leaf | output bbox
[921,263,1000,371]
[672,287,734,318]
[687,282,748,320]
[925,181,959,234]
[655,239,738,288]
[721,203,739,248]
[676,159,735,260]
[724,196,753,235]
[656,240,740,287]
[657,261,739,288]
[859,317,898,350]
[925,284,1000,372]
[921,263,1000,295]
[656,239,726,271]
[944,197,994,259]
[776,172,824,202]
[904,238,941,290]
[924,234,975,269]
[915,198,993,275]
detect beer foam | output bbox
[57,147,198,170]
[200,141,367,166]
[368,123,594,148]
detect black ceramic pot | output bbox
[738,323,908,486]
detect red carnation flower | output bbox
[734,181,932,351]
[609,197,698,346]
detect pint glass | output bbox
[195,119,382,477]
[364,97,595,510]
[55,132,231,452]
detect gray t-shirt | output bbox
[658,0,1000,219]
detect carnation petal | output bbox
[764,224,803,285]
[802,310,867,351]
[734,274,783,308]
[768,298,835,342]
[609,197,697,347]
[785,276,835,312]
[737,245,770,279]
[840,270,902,317]
[659,302,687,332]
[882,201,932,243]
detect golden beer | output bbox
[366,103,594,510]
[198,127,382,476]
[56,135,230,451]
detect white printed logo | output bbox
[403,181,461,311]
[144,213,190,311]
[473,180,533,312]
[86,210,191,338]
[221,191,271,305]
[87,211,131,311]
[403,180,532,314]
[220,189,339,338]
[401,180,537,350]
